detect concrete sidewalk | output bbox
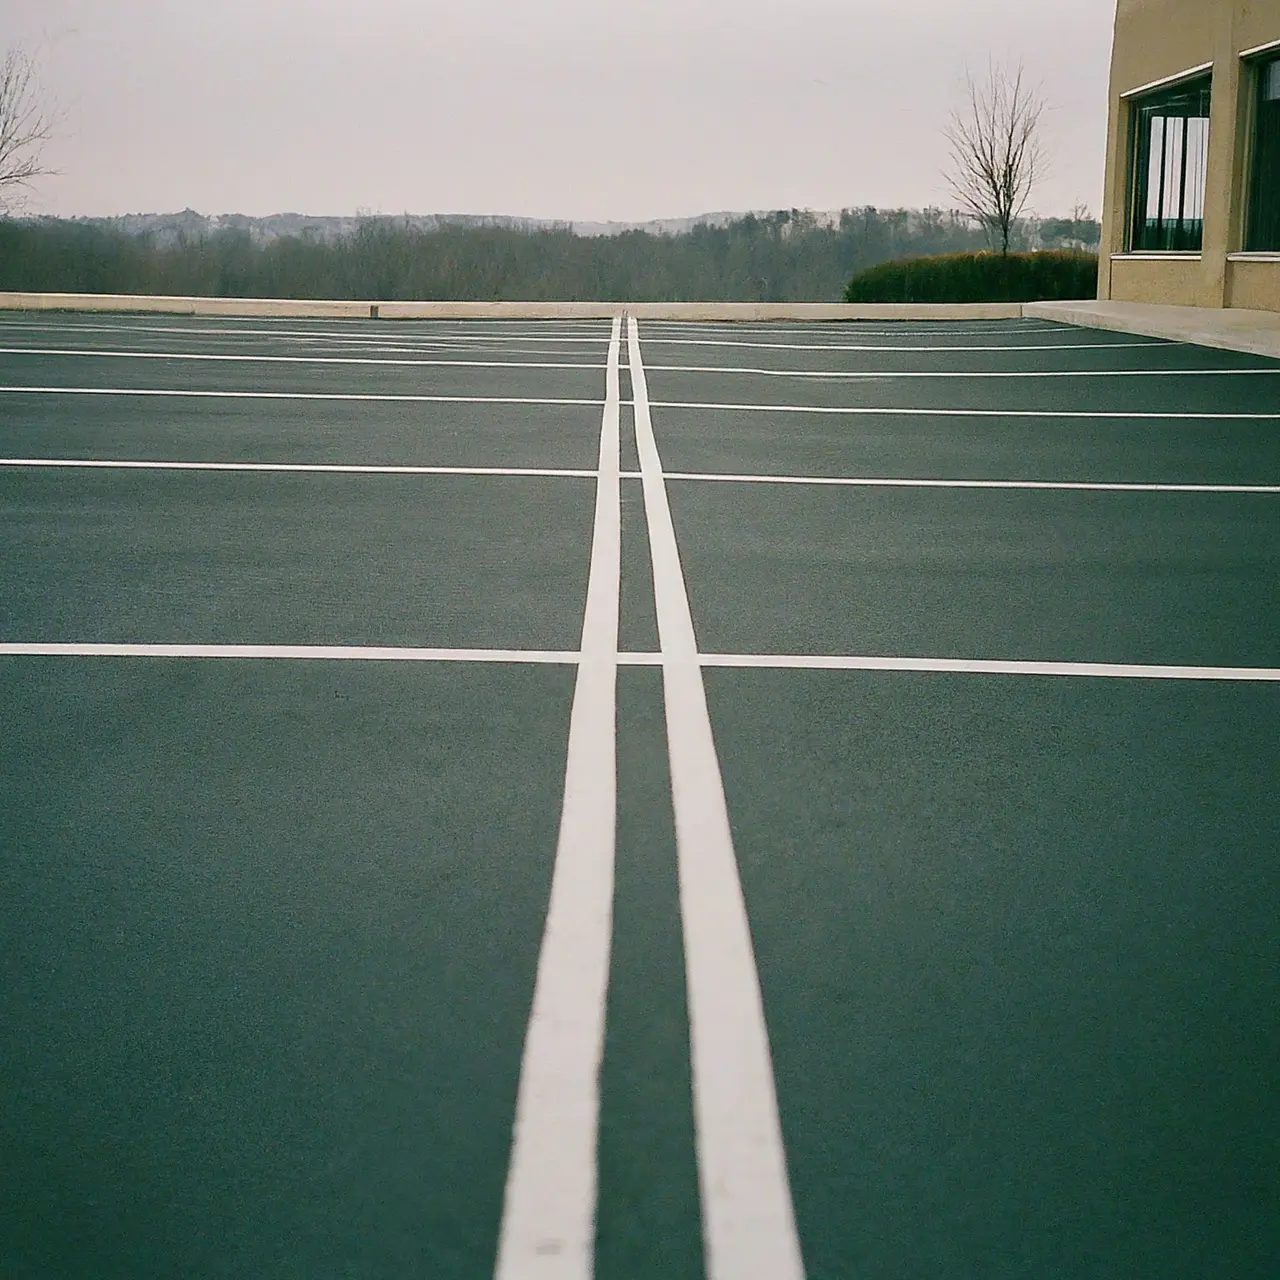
[1026,300,1280,360]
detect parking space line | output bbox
[694,654,1280,680]
[636,325,1104,341]
[4,647,1275,681]
[630,317,805,1280]
[0,459,597,479]
[647,365,1276,379]
[0,644,580,662]
[0,322,612,345]
[647,400,1280,421]
[495,316,623,1280]
[0,387,601,406]
[640,339,1171,354]
[0,347,604,371]
[656,473,1280,494]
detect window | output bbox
[1245,57,1280,251]
[1129,76,1213,252]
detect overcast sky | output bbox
[7,0,1117,221]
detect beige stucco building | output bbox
[1099,0,1280,310]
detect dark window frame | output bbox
[1127,75,1214,253]
[1244,55,1280,252]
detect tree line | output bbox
[0,207,1099,303]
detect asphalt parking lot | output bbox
[2,311,1278,1279]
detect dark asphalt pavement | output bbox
[2,313,1277,1280]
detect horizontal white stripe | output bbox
[638,322,1060,336]
[695,654,1280,680]
[0,386,600,406]
[659,473,1280,494]
[649,400,1280,421]
[4,645,1276,681]
[0,321,611,346]
[284,332,609,347]
[649,364,1273,380]
[0,458,595,478]
[640,339,1169,354]
[0,346,602,371]
[0,644,580,663]
[8,463,1264,492]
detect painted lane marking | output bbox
[36,465,1262,498]
[692,654,1280,680]
[0,387,601,406]
[0,459,597,479]
[0,644,579,662]
[647,400,1280,421]
[647,364,1278,379]
[630,317,805,1280]
[657,473,1280,494]
[0,346,604,371]
[495,316,623,1280]
[636,324,1130,341]
[638,339,1171,354]
[3,647,1277,681]
[637,319,1055,328]
[0,322,611,345]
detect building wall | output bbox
[1098,0,1280,310]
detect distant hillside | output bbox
[64,206,1099,251]
[69,207,834,246]
[1,207,1100,303]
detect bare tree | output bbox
[0,47,55,213]
[944,61,1048,256]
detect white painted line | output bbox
[0,346,603,371]
[648,364,1277,380]
[659,473,1280,494]
[637,324,1108,341]
[639,339,1170,354]
[0,644,579,663]
[649,400,1280,421]
[0,321,611,345]
[0,387,600,407]
[277,332,609,347]
[696,653,1280,681]
[495,315,623,1280]
[5,645,1275,681]
[630,316,805,1280]
[0,458,596,479]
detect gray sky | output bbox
[7,0,1116,221]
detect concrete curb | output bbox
[0,292,376,319]
[1025,300,1280,361]
[3,293,1274,355]
[0,292,1025,323]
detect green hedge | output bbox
[844,251,1098,304]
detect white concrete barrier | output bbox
[0,292,375,318]
[0,292,1026,323]
[4,290,1273,353]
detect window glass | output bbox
[1245,57,1280,251]
[1129,77,1213,251]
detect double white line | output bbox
[495,318,804,1279]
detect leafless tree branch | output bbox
[943,60,1048,256]
[0,47,56,213]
